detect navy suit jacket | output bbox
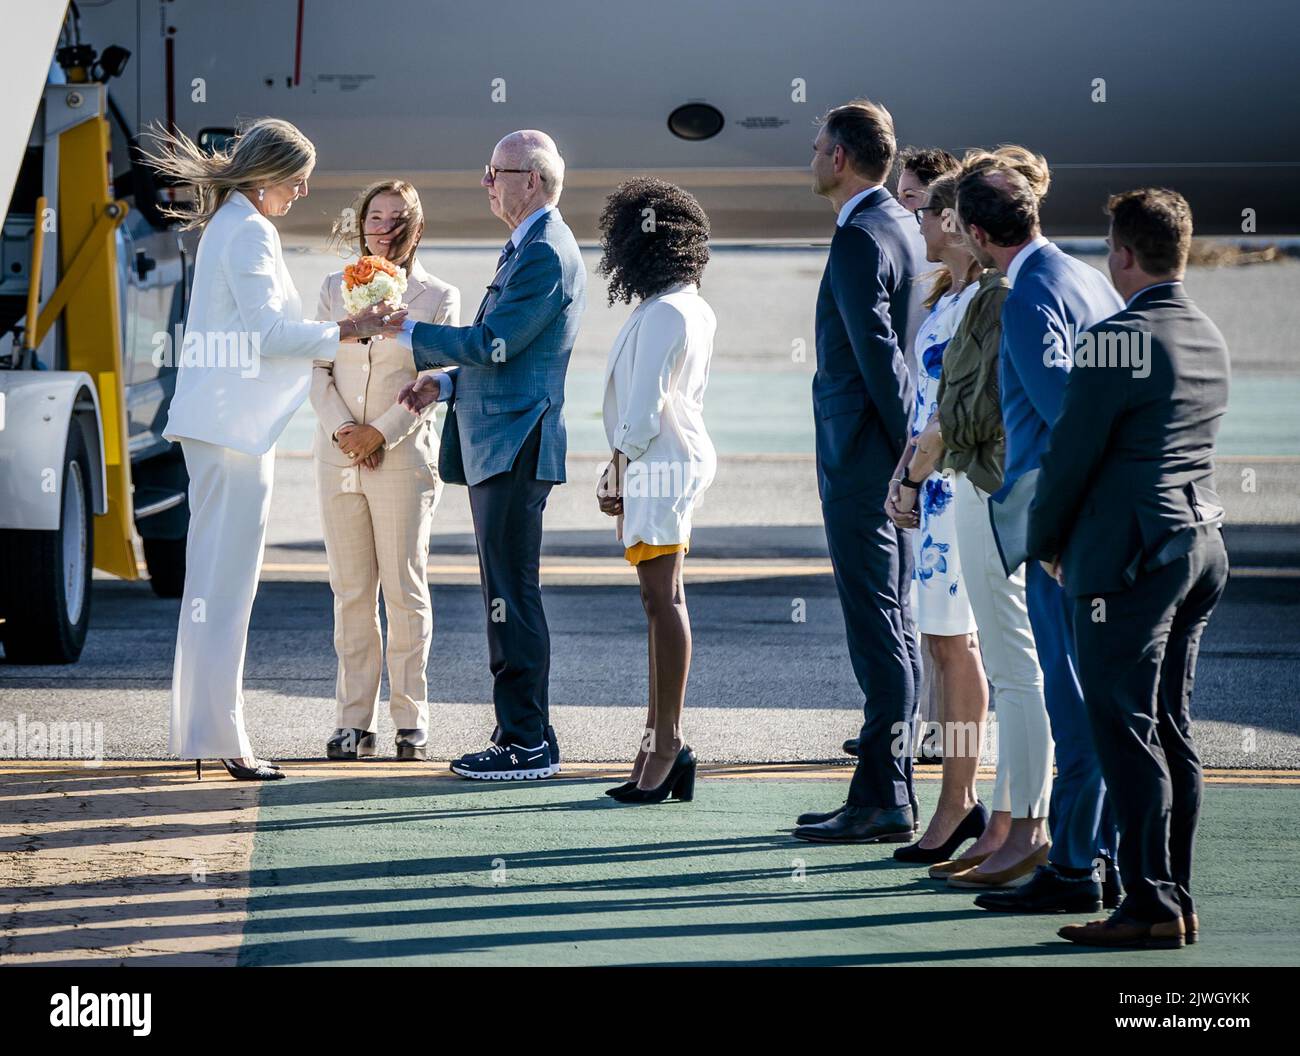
[411,209,585,486]
[813,187,928,504]
[998,241,1123,496]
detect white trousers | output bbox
[169,439,275,759]
[952,471,1053,818]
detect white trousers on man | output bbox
[952,471,1053,818]
[316,459,441,732]
[170,439,275,760]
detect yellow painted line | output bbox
[3,760,1298,785]
[129,559,1297,580]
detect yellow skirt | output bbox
[624,539,690,565]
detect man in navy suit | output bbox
[792,99,928,844]
[955,158,1124,912]
[1031,190,1229,948]
[397,130,585,780]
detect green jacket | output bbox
[938,269,1010,495]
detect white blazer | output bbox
[602,282,716,548]
[164,191,340,455]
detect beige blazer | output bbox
[310,257,459,470]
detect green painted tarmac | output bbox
[239,777,1300,966]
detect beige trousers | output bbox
[952,471,1053,818]
[316,459,442,731]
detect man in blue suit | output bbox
[397,130,585,780]
[792,100,928,844]
[955,158,1123,911]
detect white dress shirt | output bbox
[836,185,883,227]
[1005,234,1051,288]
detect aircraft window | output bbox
[668,103,725,141]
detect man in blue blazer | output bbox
[956,159,1124,912]
[792,100,928,844]
[397,130,585,780]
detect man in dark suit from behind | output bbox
[792,99,928,844]
[1028,189,1231,949]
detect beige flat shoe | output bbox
[946,844,1049,889]
[927,853,990,879]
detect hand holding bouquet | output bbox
[338,255,409,342]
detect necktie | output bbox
[496,239,516,273]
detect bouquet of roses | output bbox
[341,254,407,316]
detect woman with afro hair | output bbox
[595,177,716,805]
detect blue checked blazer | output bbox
[411,208,586,486]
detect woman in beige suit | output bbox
[312,180,459,761]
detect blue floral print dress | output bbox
[909,282,980,636]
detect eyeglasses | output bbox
[484,164,532,183]
[914,204,942,225]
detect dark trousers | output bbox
[1025,561,1115,870]
[466,422,554,748]
[1072,527,1228,923]
[823,495,920,810]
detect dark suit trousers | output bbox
[466,422,553,748]
[823,494,920,809]
[1072,527,1228,924]
[1025,562,1115,870]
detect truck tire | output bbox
[0,423,94,664]
[143,536,186,598]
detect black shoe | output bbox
[395,728,428,761]
[450,742,557,780]
[797,804,845,826]
[326,728,377,761]
[842,738,859,757]
[793,805,914,844]
[546,725,561,772]
[894,802,988,863]
[1099,854,1124,909]
[615,747,697,804]
[219,758,285,781]
[973,863,1104,913]
[605,782,637,798]
[797,799,919,830]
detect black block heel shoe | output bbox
[605,781,637,798]
[893,801,988,863]
[616,747,697,805]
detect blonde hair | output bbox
[961,144,1051,202]
[920,172,982,309]
[330,179,425,272]
[140,117,316,230]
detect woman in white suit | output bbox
[595,178,716,805]
[311,180,458,762]
[146,119,404,781]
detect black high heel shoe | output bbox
[616,747,697,805]
[219,757,286,781]
[605,781,637,798]
[893,801,987,863]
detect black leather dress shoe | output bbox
[395,728,428,761]
[326,728,377,760]
[973,863,1103,913]
[842,738,859,757]
[793,805,914,844]
[796,804,845,826]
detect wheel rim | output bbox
[63,460,88,626]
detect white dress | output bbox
[909,282,980,636]
[601,282,717,549]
